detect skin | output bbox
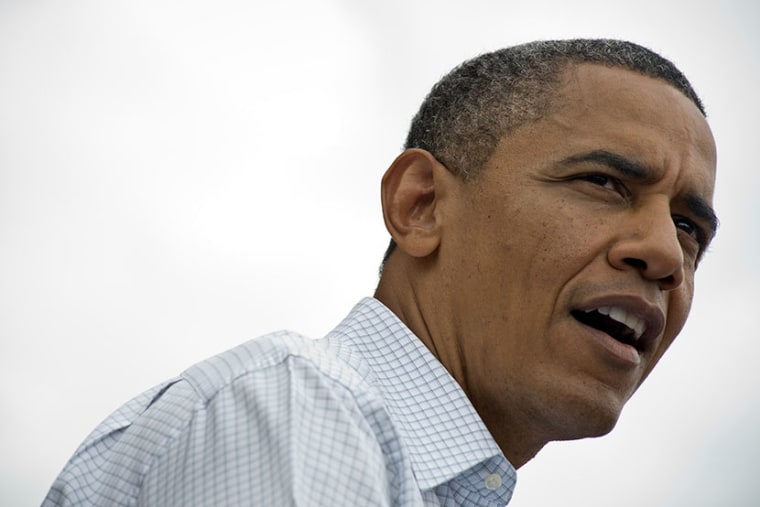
[375,63,717,469]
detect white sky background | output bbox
[1,0,758,505]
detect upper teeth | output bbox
[597,306,646,340]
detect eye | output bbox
[575,173,628,199]
[673,215,708,257]
[673,216,700,240]
[580,173,613,188]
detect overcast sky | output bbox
[1,1,758,505]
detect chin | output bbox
[552,412,620,442]
[582,413,620,438]
[548,390,627,441]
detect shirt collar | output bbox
[326,297,515,492]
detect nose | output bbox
[607,201,685,291]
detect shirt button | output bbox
[484,473,502,490]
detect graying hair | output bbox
[381,39,704,267]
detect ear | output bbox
[380,149,455,258]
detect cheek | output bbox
[518,213,598,286]
[665,277,694,340]
[646,281,694,377]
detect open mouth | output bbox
[572,306,646,348]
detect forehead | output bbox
[559,64,714,153]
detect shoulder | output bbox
[142,332,405,505]
[44,331,409,506]
[179,330,393,449]
[183,330,372,403]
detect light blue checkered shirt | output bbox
[44,298,516,506]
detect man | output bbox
[44,39,717,506]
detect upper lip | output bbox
[573,295,666,353]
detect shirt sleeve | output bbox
[136,354,401,506]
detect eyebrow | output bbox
[686,194,719,240]
[560,150,719,239]
[561,150,650,179]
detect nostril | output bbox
[657,273,678,291]
[623,258,647,271]
[622,257,678,289]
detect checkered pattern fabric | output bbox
[43,298,516,506]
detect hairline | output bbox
[450,61,706,182]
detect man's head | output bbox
[383,39,706,264]
[375,39,717,467]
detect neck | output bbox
[374,254,548,469]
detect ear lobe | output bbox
[381,149,452,258]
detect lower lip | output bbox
[582,324,642,367]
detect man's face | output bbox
[440,64,717,442]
